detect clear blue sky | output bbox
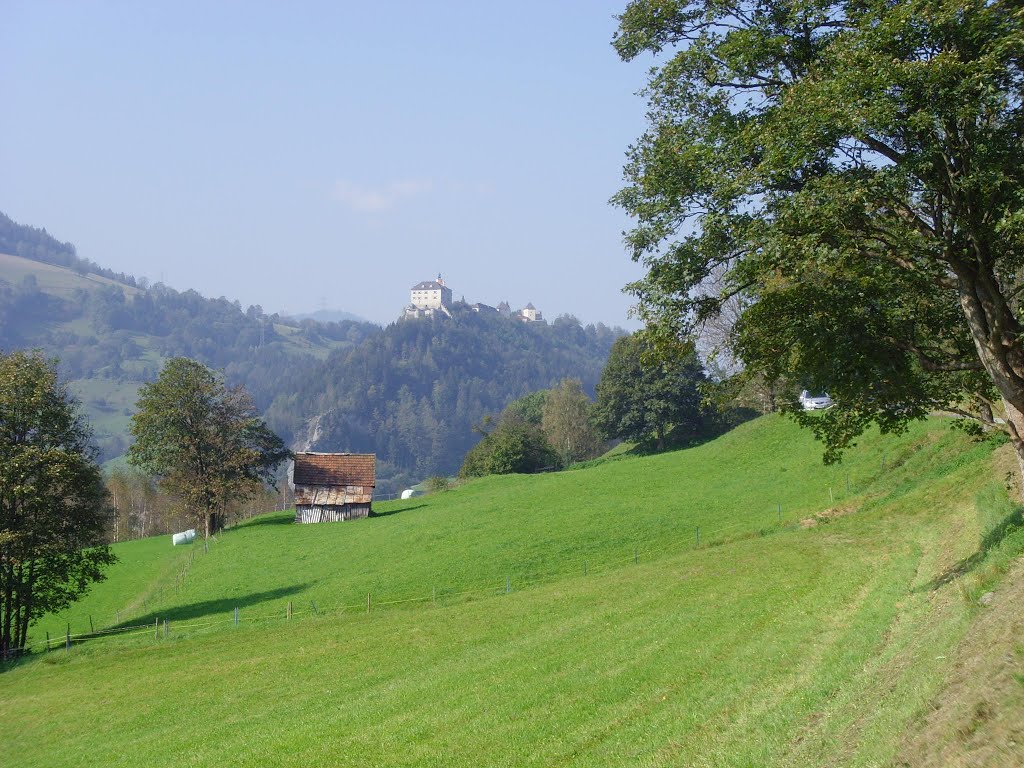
[2,1,653,326]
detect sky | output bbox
[1,1,655,327]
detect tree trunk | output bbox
[1000,398,1024,500]
[956,266,1024,498]
[1,561,13,659]
[978,398,994,428]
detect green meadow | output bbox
[2,416,1022,767]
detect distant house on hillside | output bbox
[292,452,376,523]
[405,274,453,319]
[470,302,497,314]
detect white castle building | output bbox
[405,274,453,318]
[403,274,544,323]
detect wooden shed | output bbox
[292,452,376,523]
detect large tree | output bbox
[541,378,605,465]
[0,351,114,658]
[593,333,710,450]
[128,357,290,538]
[613,1,1024,474]
[459,420,561,478]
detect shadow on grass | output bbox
[115,583,315,628]
[923,505,1024,591]
[234,514,295,529]
[371,503,426,518]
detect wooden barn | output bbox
[292,452,376,523]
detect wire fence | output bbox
[26,500,824,655]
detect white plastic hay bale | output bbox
[172,529,197,546]
[401,489,421,500]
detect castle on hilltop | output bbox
[405,275,454,319]
[404,274,544,323]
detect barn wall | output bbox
[295,504,371,524]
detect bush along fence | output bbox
[28,482,858,654]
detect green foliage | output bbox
[424,475,451,494]
[293,310,621,492]
[541,378,605,465]
[459,421,560,478]
[613,0,1024,463]
[2,227,622,491]
[501,389,549,427]
[593,332,710,450]
[0,351,114,657]
[128,358,290,537]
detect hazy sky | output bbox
[2,1,654,326]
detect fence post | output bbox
[65,625,70,651]
[287,601,293,620]
[696,527,701,547]
[45,631,50,652]
[367,592,371,613]
[89,615,94,635]
[154,618,158,639]
[234,607,239,626]
[505,575,511,594]
[584,560,588,576]
[634,548,638,565]
[829,487,834,505]
[777,503,782,523]
[311,601,318,615]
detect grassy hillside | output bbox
[1,416,1022,767]
[0,251,142,299]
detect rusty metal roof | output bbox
[293,453,376,487]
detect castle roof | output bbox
[411,281,449,291]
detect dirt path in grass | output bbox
[896,557,1024,768]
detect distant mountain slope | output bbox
[0,214,622,490]
[0,247,377,461]
[287,308,374,325]
[0,210,139,286]
[271,309,623,493]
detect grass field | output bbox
[0,251,142,299]
[2,416,1022,767]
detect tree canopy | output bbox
[541,378,605,466]
[613,0,1024,472]
[459,420,561,478]
[593,333,710,450]
[128,358,290,537]
[0,351,114,658]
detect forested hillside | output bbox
[0,213,621,493]
[272,309,621,492]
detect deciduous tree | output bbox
[613,0,1024,477]
[0,351,114,658]
[459,421,560,477]
[128,357,290,538]
[541,378,605,465]
[593,333,710,450]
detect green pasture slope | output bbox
[2,416,1023,767]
